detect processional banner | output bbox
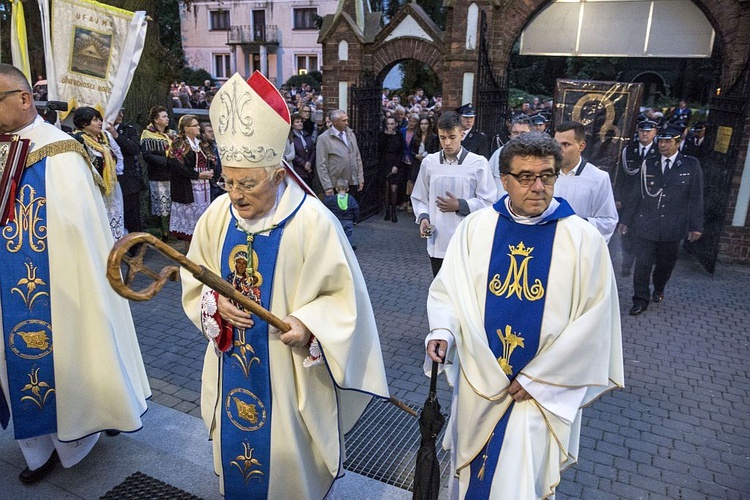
[553,80,643,183]
[37,0,147,123]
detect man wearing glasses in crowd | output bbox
[424,132,622,499]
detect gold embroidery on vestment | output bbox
[496,325,525,375]
[488,242,544,301]
[2,185,46,253]
[225,388,266,432]
[231,329,261,378]
[24,139,104,190]
[9,319,53,359]
[20,367,55,410]
[11,261,49,310]
[230,442,265,484]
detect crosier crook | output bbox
[106,231,417,417]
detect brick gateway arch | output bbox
[319,0,750,265]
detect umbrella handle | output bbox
[106,232,291,333]
[429,360,440,400]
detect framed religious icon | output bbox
[553,80,643,183]
[0,134,31,225]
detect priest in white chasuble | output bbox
[425,132,624,499]
[0,64,150,485]
[182,72,389,499]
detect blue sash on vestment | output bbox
[220,196,304,499]
[466,196,574,497]
[0,159,58,439]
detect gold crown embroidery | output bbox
[488,241,544,301]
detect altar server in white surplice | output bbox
[411,111,496,277]
[425,133,623,499]
[181,72,389,499]
[553,120,618,242]
[0,64,150,485]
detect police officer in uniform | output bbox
[616,119,659,276]
[457,103,490,159]
[619,126,704,316]
[681,122,709,161]
[530,113,550,135]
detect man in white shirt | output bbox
[553,120,618,242]
[411,111,496,276]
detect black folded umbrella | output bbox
[412,359,445,500]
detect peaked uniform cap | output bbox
[456,103,476,117]
[209,72,291,168]
[657,126,682,140]
[637,119,659,131]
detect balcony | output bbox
[227,25,279,46]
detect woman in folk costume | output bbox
[141,105,176,241]
[71,106,126,240]
[167,114,216,244]
[182,72,389,499]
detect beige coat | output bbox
[315,126,364,191]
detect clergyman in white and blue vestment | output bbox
[425,132,624,499]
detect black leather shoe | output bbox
[652,292,664,303]
[391,212,398,223]
[629,304,647,316]
[19,451,58,484]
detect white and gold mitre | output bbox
[209,72,291,168]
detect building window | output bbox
[214,54,231,79]
[293,8,318,30]
[209,9,230,31]
[296,55,318,75]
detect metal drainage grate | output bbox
[343,398,451,492]
[100,471,202,500]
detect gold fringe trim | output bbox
[25,139,106,192]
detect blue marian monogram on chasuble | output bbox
[466,198,564,497]
[0,160,58,439]
[219,198,303,499]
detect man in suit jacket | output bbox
[616,119,659,276]
[619,126,704,316]
[457,103,491,159]
[316,109,364,197]
[681,122,709,161]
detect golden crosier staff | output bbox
[106,232,418,417]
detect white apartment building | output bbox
[179,0,339,86]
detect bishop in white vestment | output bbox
[182,73,389,499]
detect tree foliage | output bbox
[285,71,323,91]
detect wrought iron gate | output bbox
[684,69,749,274]
[348,71,382,220]
[475,10,508,147]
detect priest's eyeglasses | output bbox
[505,172,558,187]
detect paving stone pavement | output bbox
[129,210,750,498]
